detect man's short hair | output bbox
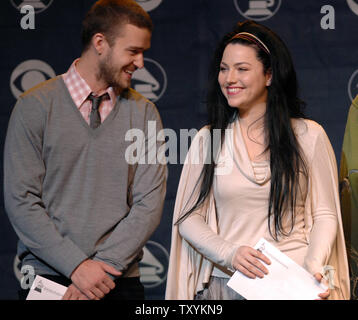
[81,0,153,52]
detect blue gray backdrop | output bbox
[1,0,358,300]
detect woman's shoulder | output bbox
[291,118,326,140]
[192,125,215,143]
[292,118,332,159]
[197,125,211,134]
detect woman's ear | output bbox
[266,69,272,87]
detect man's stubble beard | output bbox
[97,51,126,92]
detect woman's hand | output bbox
[314,273,330,300]
[232,246,271,279]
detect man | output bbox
[340,94,358,299]
[4,0,167,300]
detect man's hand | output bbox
[70,259,122,300]
[62,284,89,300]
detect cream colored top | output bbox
[166,118,350,300]
[213,160,273,278]
[179,118,337,279]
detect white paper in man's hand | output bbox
[26,275,68,300]
[227,238,327,300]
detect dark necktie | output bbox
[88,93,108,129]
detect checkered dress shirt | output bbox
[62,59,116,125]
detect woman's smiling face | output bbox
[218,43,271,111]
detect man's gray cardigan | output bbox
[4,76,167,279]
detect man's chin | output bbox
[109,79,131,89]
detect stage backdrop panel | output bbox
[0,0,358,299]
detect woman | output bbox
[166,20,350,300]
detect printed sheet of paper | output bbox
[227,238,327,300]
[26,275,68,300]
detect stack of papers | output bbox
[26,275,67,300]
[227,238,327,300]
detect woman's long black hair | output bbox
[176,20,308,241]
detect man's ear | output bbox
[92,33,108,56]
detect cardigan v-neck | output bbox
[59,77,121,137]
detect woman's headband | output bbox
[230,32,270,55]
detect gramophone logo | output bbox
[347,0,358,16]
[139,241,169,289]
[135,0,162,12]
[10,59,56,99]
[34,280,44,293]
[11,0,53,13]
[234,0,282,21]
[132,58,167,102]
[348,69,358,102]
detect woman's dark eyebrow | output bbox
[220,61,252,67]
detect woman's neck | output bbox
[238,102,266,130]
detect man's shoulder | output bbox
[20,76,64,102]
[12,76,67,123]
[123,88,155,108]
[122,88,160,119]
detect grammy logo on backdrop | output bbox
[347,0,358,16]
[132,58,167,103]
[139,241,169,289]
[234,0,282,21]
[135,0,162,12]
[11,0,53,13]
[348,69,358,102]
[245,0,275,16]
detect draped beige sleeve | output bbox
[298,121,350,300]
[165,127,218,300]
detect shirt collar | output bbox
[63,59,117,109]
